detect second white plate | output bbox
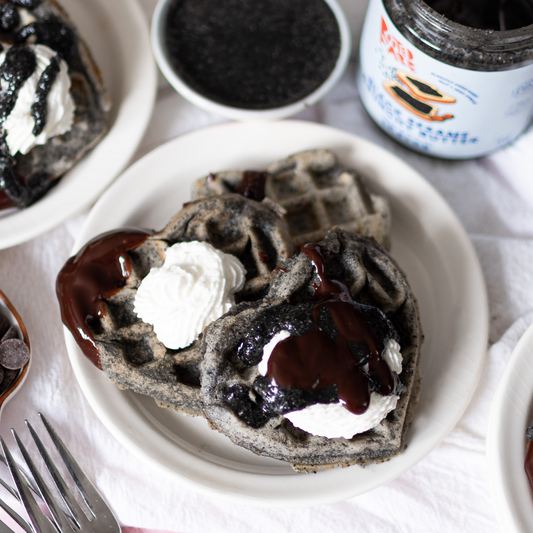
[0,0,156,249]
[64,120,489,506]
[487,321,533,532]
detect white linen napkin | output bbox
[1,0,533,530]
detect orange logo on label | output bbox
[380,18,415,72]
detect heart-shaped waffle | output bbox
[200,229,421,470]
[192,149,391,250]
[0,0,109,208]
[89,194,294,416]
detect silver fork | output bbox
[0,413,121,533]
[0,484,33,533]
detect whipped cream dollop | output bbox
[134,241,246,350]
[1,43,75,155]
[259,333,403,439]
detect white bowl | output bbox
[151,0,351,121]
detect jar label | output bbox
[357,0,533,158]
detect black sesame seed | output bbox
[164,0,341,109]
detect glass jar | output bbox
[357,0,533,159]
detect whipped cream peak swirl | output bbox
[134,241,246,350]
[0,42,74,155]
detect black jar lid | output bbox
[384,0,533,71]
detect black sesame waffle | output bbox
[200,229,421,470]
[93,194,294,416]
[0,0,110,208]
[192,149,391,250]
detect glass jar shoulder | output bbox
[383,0,533,71]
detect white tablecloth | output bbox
[1,0,533,531]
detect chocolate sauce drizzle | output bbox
[235,171,268,202]
[16,17,77,65]
[56,229,152,369]
[31,53,60,136]
[266,243,398,415]
[0,189,14,210]
[0,45,36,123]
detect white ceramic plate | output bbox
[487,322,533,532]
[0,0,157,250]
[64,121,488,506]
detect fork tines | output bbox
[0,413,120,533]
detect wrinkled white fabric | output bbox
[1,0,533,531]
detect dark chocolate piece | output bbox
[0,338,30,369]
[0,368,18,395]
[1,325,17,342]
[0,314,9,338]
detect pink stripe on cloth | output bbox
[0,509,183,533]
[123,529,184,533]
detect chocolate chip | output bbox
[0,314,9,338]
[0,338,29,369]
[1,326,17,343]
[0,368,18,395]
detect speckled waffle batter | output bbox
[192,149,391,250]
[200,229,421,471]
[0,0,109,209]
[91,194,294,416]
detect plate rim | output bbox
[487,320,533,532]
[64,120,489,506]
[0,0,157,249]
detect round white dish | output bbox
[487,322,533,532]
[64,121,489,506]
[0,0,157,250]
[151,0,351,121]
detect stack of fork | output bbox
[0,413,121,533]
